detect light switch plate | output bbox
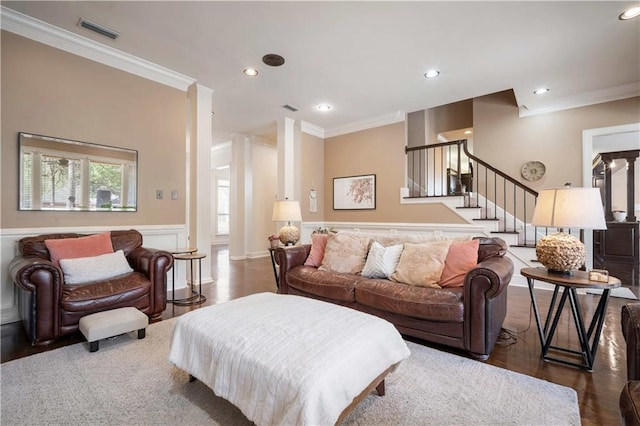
[171,190,178,200]
[156,190,163,199]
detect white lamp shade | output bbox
[272,200,302,222]
[531,187,606,230]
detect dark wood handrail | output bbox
[405,140,461,152]
[406,139,539,198]
[459,140,539,198]
[404,139,551,246]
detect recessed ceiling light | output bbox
[464,130,472,135]
[619,6,640,20]
[424,70,440,79]
[317,104,332,112]
[243,68,258,76]
[533,88,549,95]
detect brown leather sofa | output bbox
[9,229,173,346]
[621,303,640,425]
[275,237,513,360]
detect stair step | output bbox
[456,206,481,209]
[473,218,499,221]
[404,195,465,199]
[510,244,537,248]
[491,231,520,235]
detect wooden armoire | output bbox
[593,149,639,286]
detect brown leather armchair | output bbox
[9,229,173,346]
[621,303,640,425]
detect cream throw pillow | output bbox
[361,241,404,279]
[391,240,452,288]
[319,233,370,274]
[60,250,134,285]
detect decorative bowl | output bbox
[613,211,626,222]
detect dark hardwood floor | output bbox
[1,245,631,425]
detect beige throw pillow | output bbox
[319,233,370,274]
[391,240,452,288]
[60,250,133,285]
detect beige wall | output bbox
[301,132,324,222]
[323,94,639,225]
[1,31,187,229]
[407,99,473,147]
[324,122,466,224]
[473,91,640,191]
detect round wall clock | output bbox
[521,161,546,182]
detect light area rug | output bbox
[1,318,580,426]
[586,286,638,300]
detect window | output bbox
[216,179,230,235]
[19,132,137,211]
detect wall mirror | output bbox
[19,132,137,211]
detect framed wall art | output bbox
[333,174,376,210]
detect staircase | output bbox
[438,195,537,286]
[405,139,583,286]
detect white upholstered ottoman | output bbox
[168,292,410,426]
[79,307,149,352]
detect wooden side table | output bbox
[521,267,621,371]
[169,248,206,306]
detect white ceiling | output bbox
[3,1,639,141]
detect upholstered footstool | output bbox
[169,292,410,426]
[79,307,149,352]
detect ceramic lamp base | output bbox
[279,225,300,245]
[535,231,585,273]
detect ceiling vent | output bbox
[78,18,120,40]
[282,104,299,112]
[263,54,285,67]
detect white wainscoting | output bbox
[300,221,529,288]
[0,224,188,325]
[300,221,487,244]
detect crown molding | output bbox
[300,121,325,138]
[518,82,640,117]
[324,111,406,138]
[0,6,196,91]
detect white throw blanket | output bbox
[168,293,410,426]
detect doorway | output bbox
[582,123,640,286]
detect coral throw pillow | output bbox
[391,240,452,288]
[304,233,330,267]
[45,231,114,265]
[439,239,480,288]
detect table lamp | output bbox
[272,199,302,245]
[531,186,606,274]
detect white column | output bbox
[193,84,213,284]
[275,118,303,242]
[229,134,249,260]
[277,117,297,200]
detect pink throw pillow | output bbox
[304,233,330,267]
[439,239,480,288]
[45,231,114,265]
